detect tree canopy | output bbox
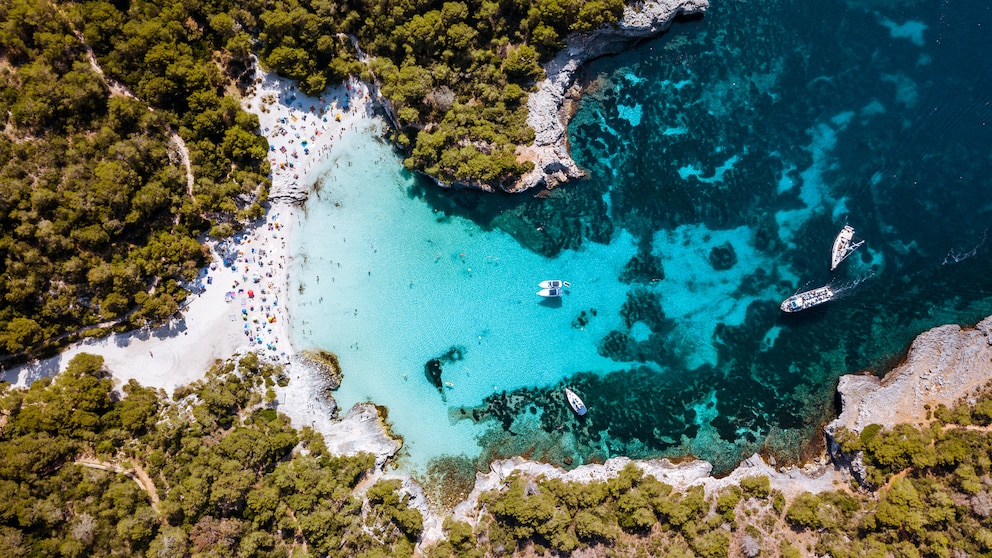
[0,352,423,556]
[0,0,276,357]
[0,0,628,356]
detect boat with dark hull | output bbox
[780,285,834,313]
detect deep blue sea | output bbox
[290,0,992,480]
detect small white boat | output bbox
[537,287,563,298]
[780,285,834,313]
[830,225,865,271]
[539,279,571,289]
[564,388,587,416]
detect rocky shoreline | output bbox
[826,314,992,446]
[512,0,710,193]
[382,313,992,546]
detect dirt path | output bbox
[75,457,161,507]
[57,2,196,207]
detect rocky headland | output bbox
[826,314,992,446]
[513,0,710,193]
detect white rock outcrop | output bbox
[827,315,992,439]
[322,403,403,469]
[409,451,846,545]
[513,0,709,192]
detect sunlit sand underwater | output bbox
[291,0,992,477]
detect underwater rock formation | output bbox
[425,359,443,393]
[424,346,466,396]
[515,0,710,193]
[708,241,738,270]
[620,252,665,283]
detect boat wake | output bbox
[829,271,876,298]
[941,228,987,266]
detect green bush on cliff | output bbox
[353,0,618,188]
[861,423,936,485]
[739,475,771,499]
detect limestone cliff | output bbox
[826,314,992,445]
[512,0,710,193]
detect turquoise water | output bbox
[291,0,992,476]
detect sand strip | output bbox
[2,69,374,398]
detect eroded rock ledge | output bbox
[827,315,992,440]
[513,0,710,193]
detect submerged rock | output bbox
[424,346,466,396]
[708,241,738,270]
[620,252,665,283]
[425,359,443,393]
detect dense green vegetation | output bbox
[0,0,632,355]
[359,0,624,187]
[234,0,624,187]
[0,0,270,356]
[0,352,422,556]
[0,0,628,356]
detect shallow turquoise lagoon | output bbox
[291,0,992,476]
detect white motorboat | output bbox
[780,286,834,312]
[564,388,587,416]
[537,287,563,298]
[539,280,571,289]
[830,225,865,271]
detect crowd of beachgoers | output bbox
[2,71,374,396]
[253,74,373,199]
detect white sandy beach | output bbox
[1,69,375,400]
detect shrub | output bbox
[574,509,615,542]
[690,527,731,558]
[487,477,556,540]
[740,475,771,499]
[862,424,936,484]
[715,486,742,521]
[616,488,656,532]
[780,540,802,558]
[785,493,823,530]
[860,423,883,445]
[771,490,786,514]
